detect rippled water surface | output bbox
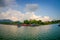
[0,24,60,40]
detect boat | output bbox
[17,24,21,27]
[30,24,39,27]
[17,24,39,27]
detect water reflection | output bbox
[17,25,52,39]
[0,24,18,38]
[0,24,60,40]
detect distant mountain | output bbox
[0,19,13,22]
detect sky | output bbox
[0,0,60,21]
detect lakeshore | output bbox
[0,19,60,27]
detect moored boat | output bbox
[30,24,39,27]
[17,24,21,27]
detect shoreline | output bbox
[0,23,59,27]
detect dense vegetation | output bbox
[23,20,60,25]
[0,19,60,25]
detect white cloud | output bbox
[0,0,16,7]
[0,8,52,22]
[0,0,5,7]
[0,8,24,21]
[27,12,52,22]
[25,4,38,12]
[4,0,16,6]
[0,1,52,22]
[0,0,21,14]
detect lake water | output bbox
[0,24,60,40]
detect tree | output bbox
[37,20,42,24]
[29,20,38,24]
[12,21,22,24]
[24,20,29,24]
